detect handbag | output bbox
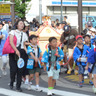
[2,35,17,54]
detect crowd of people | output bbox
[0,16,96,96]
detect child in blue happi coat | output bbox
[84,34,94,85]
[73,35,90,87]
[41,37,64,96]
[27,35,42,91]
[86,39,96,94]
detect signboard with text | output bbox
[0,4,11,14]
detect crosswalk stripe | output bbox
[22,84,90,96]
[0,88,35,96]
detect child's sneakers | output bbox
[29,81,32,85]
[35,87,42,92]
[89,80,93,85]
[1,68,7,76]
[27,84,31,90]
[35,85,42,92]
[51,89,55,95]
[25,79,29,85]
[25,79,32,85]
[79,82,83,88]
[93,86,96,94]
[47,89,52,96]
[67,70,72,75]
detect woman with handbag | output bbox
[9,20,28,92]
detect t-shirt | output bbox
[56,29,63,34]
[34,47,38,67]
[34,47,38,58]
[79,49,83,54]
[9,30,28,49]
[65,19,70,25]
[33,46,38,67]
[51,49,56,67]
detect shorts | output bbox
[78,64,85,75]
[28,67,41,74]
[68,48,73,57]
[47,67,60,80]
[92,66,96,74]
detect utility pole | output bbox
[39,0,42,24]
[78,0,82,34]
[11,0,15,26]
[60,0,63,22]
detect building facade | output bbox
[26,0,96,22]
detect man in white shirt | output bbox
[64,16,70,25]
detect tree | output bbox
[14,0,31,19]
[2,0,31,19]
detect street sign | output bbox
[0,4,11,13]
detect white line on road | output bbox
[0,88,35,96]
[35,86,90,96]
[22,84,90,96]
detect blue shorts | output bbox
[92,66,96,74]
[78,64,85,75]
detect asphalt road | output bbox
[0,57,95,96]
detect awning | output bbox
[0,1,15,5]
[47,1,96,7]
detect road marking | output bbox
[22,84,90,96]
[0,88,35,96]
